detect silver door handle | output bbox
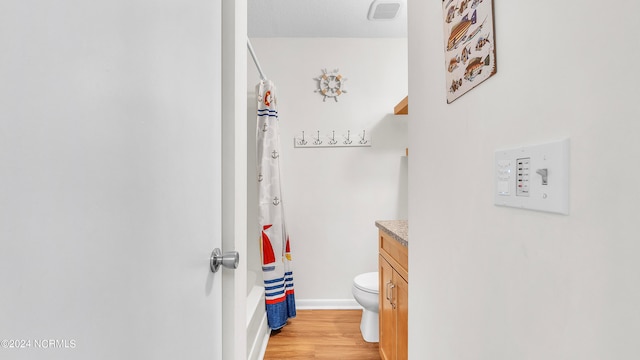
[210,248,239,273]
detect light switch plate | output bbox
[494,138,569,215]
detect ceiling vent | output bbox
[367,0,402,21]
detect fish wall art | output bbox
[442,0,497,103]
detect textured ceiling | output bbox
[248,0,407,38]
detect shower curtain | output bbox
[256,80,296,330]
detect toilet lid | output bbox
[353,272,378,294]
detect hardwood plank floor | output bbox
[263,310,380,360]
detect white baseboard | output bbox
[296,299,361,310]
[246,285,265,328]
[248,311,270,360]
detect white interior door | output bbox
[0,1,226,359]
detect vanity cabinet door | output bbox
[395,273,408,360]
[379,255,396,360]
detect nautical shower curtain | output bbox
[256,80,296,330]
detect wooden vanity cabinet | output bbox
[379,230,408,360]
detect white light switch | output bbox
[497,181,509,195]
[494,139,569,215]
[496,160,512,195]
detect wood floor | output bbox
[263,310,380,360]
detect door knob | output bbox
[210,248,239,273]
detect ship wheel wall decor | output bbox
[314,68,347,102]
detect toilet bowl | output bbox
[352,272,379,342]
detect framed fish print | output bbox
[443,0,497,103]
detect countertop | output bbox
[375,220,408,247]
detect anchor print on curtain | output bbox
[256,80,296,330]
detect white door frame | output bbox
[221,0,248,359]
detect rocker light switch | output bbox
[494,139,569,215]
[497,181,509,195]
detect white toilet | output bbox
[352,271,379,342]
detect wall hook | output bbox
[359,130,368,145]
[297,131,308,146]
[328,131,338,145]
[313,130,323,145]
[343,130,352,145]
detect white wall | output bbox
[247,38,408,301]
[408,1,640,359]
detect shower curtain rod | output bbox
[247,38,267,81]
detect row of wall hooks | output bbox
[294,130,371,148]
